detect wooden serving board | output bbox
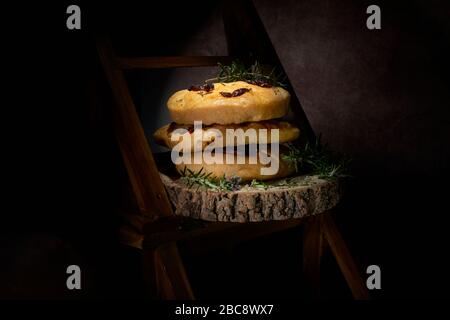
[160,173,343,222]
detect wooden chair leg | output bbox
[142,249,158,299]
[154,242,195,300]
[302,215,325,297]
[322,214,370,300]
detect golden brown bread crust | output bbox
[174,150,295,181]
[153,120,300,151]
[167,81,290,125]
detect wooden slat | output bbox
[142,249,158,299]
[183,218,305,255]
[96,36,174,218]
[302,215,325,298]
[143,216,305,254]
[97,36,196,300]
[155,243,195,299]
[121,210,307,254]
[115,56,234,69]
[322,214,370,300]
[118,224,143,249]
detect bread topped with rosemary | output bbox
[153,60,305,182]
[167,81,290,125]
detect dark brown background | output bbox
[2,0,450,299]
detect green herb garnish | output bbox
[180,167,241,191]
[249,179,269,190]
[275,177,306,187]
[282,137,351,180]
[204,60,287,88]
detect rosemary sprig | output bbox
[204,60,287,88]
[249,179,269,190]
[218,175,242,191]
[282,137,351,180]
[180,167,241,191]
[273,175,316,187]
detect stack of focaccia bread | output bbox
[154,80,301,181]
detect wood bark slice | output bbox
[160,173,343,222]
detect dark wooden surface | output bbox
[303,215,325,297]
[322,214,370,299]
[155,243,195,300]
[143,215,305,254]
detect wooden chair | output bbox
[95,0,369,299]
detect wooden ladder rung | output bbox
[115,56,234,69]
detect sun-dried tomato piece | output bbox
[245,80,273,88]
[188,83,214,92]
[220,88,251,98]
[219,91,232,97]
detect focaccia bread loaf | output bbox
[153,120,300,151]
[167,81,290,125]
[174,149,295,181]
